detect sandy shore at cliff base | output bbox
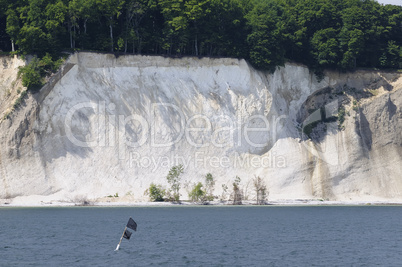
[2,195,402,207]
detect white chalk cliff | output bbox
[0,52,401,204]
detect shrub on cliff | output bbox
[18,57,42,91]
[39,53,64,74]
[18,54,65,91]
[145,183,165,202]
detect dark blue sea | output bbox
[1,206,401,266]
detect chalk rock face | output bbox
[0,52,401,204]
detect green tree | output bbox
[67,0,81,49]
[124,0,148,53]
[16,0,49,55]
[310,28,339,68]
[96,0,125,52]
[166,164,184,202]
[157,0,190,54]
[68,0,97,49]
[17,25,47,55]
[382,40,401,68]
[5,8,19,52]
[13,0,67,55]
[19,56,42,90]
[204,173,215,201]
[204,0,249,57]
[45,0,67,50]
[338,1,382,69]
[245,0,284,71]
[188,182,205,203]
[184,0,210,55]
[280,0,339,67]
[339,28,364,69]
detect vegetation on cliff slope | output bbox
[18,53,64,91]
[0,0,401,72]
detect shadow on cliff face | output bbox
[366,74,394,92]
[295,71,396,144]
[296,86,349,143]
[35,103,94,162]
[355,109,372,153]
[387,96,397,120]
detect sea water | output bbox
[1,206,401,266]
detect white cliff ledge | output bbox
[0,52,401,205]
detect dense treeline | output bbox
[0,0,401,72]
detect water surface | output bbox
[1,206,401,266]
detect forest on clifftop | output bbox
[0,0,401,72]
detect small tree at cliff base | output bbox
[232,176,242,205]
[204,173,215,201]
[188,182,205,203]
[253,175,268,205]
[166,164,184,202]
